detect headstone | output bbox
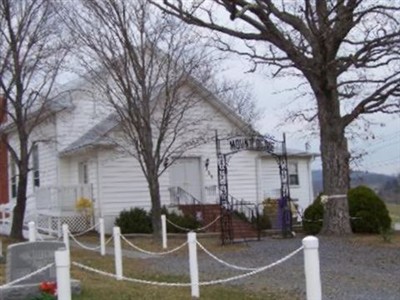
[394,223,400,231]
[6,241,65,284]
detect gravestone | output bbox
[0,241,81,300]
[6,241,64,284]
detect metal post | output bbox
[113,226,123,280]
[303,236,322,300]
[99,218,106,256]
[161,214,167,249]
[188,232,199,298]
[28,221,36,242]
[62,224,70,254]
[55,248,71,300]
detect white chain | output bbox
[36,230,45,241]
[120,234,187,256]
[69,232,101,251]
[0,263,54,288]
[327,194,347,199]
[69,222,99,237]
[72,261,190,287]
[71,245,303,287]
[36,230,60,241]
[199,246,304,286]
[104,235,113,246]
[166,215,221,232]
[196,241,259,271]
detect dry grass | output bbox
[387,203,400,225]
[345,231,400,248]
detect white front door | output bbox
[170,157,202,200]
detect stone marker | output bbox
[6,241,65,284]
[394,223,400,231]
[0,241,81,300]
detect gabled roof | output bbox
[60,113,119,156]
[59,75,256,156]
[0,88,74,133]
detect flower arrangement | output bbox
[320,195,329,205]
[75,197,93,215]
[31,281,57,300]
[75,197,93,227]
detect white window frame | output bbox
[10,156,17,198]
[78,161,89,184]
[288,162,299,186]
[32,144,40,188]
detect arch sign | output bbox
[215,132,292,244]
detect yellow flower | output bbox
[75,197,93,215]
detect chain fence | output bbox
[120,234,188,256]
[166,215,221,232]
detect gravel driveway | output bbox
[146,235,400,300]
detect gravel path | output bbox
[143,235,400,300]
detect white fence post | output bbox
[188,232,199,298]
[113,226,123,280]
[99,218,106,256]
[161,214,167,249]
[55,248,71,300]
[303,236,322,300]
[28,221,36,242]
[62,224,70,254]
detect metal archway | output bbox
[215,131,292,244]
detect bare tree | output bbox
[154,0,400,235]
[0,0,68,239]
[62,0,227,237]
[213,79,264,127]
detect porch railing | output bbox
[169,185,218,206]
[35,184,93,211]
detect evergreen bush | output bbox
[115,207,152,234]
[302,186,392,235]
[302,194,324,235]
[161,206,201,233]
[348,185,391,233]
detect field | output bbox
[387,203,400,225]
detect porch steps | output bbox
[178,204,259,241]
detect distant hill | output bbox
[312,170,397,200]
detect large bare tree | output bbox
[154,0,400,235]
[63,0,226,237]
[0,0,68,239]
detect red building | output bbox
[0,95,8,204]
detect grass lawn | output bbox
[387,203,400,225]
[0,235,292,300]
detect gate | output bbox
[215,131,292,244]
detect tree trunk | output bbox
[316,90,352,235]
[148,172,162,240]
[10,169,28,240]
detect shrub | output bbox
[302,194,324,235]
[115,207,152,234]
[161,206,200,233]
[348,185,391,233]
[256,211,271,230]
[302,187,392,235]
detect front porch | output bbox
[0,184,95,237]
[35,184,95,236]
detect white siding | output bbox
[97,150,170,232]
[56,86,111,152]
[261,156,314,211]
[7,117,58,202]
